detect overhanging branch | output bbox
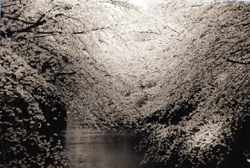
[5,14,47,37]
[226,59,250,65]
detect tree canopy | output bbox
[1,0,250,167]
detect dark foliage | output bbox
[0,46,68,167]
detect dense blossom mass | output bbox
[1,0,250,167]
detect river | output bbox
[59,128,161,168]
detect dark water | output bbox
[59,128,158,168]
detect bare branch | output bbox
[226,59,250,65]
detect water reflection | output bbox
[60,128,156,168]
